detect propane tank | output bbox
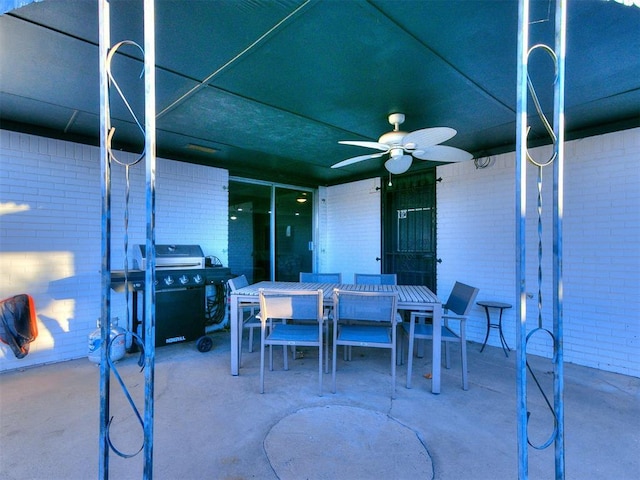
[88,317,126,364]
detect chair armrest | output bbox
[442,313,467,321]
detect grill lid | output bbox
[133,244,205,270]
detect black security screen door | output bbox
[383,170,437,292]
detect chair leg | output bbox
[239,324,244,367]
[396,325,404,366]
[323,310,331,374]
[460,323,468,390]
[416,337,425,358]
[406,329,415,389]
[331,327,338,394]
[445,340,451,369]
[460,339,468,390]
[324,325,330,374]
[269,336,274,372]
[282,321,289,371]
[391,342,396,399]
[283,345,289,371]
[318,339,323,397]
[248,325,254,353]
[260,328,266,394]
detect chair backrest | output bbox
[258,289,324,323]
[353,273,397,285]
[332,289,398,324]
[228,275,249,292]
[444,282,480,316]
[299,272,342,283]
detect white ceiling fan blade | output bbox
[339,140,390,152]
[412,145,473,162]
[331,151,386,169]
[402,127,457,149]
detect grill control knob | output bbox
[179,275,189,285]
[193,274,203,284]
[164,275,174,286]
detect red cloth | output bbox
[0,294,38,358]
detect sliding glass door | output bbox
[228,180,313,283]
[274,187,312,281]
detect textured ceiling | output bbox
[1,0,638,186]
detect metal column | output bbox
[142,1,157,477]
[98,1,112,477]
[99,1,157,478]
[515,1,566,478]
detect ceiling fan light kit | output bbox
[385,155,413,174]
[333,113,473,175]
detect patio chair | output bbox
[299,272,342,283]
[331,289,399,397]
[258,288,325,395]
[354,273,397,285]
[228,275,261,360]
[299,272,341,370]
[401,281,479,390]
[353,273,402,324]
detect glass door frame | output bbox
[229,177,317,281]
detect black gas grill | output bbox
[110,245,231,351]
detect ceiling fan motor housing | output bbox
[379,130,406,146]
[389,147,405,158]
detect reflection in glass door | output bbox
[228,180,313,283]
[228,181,271,284]
[275,188,312,281]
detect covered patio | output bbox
[0,1,638,478]
[1,332,638,479]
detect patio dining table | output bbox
[229,281,444,394]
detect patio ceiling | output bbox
[1,0,638,187]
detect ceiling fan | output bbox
[332,113,473,174]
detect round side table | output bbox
[476,301,512,357]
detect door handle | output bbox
[437,258,442,264]
[375,257,381,262]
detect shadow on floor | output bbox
[1,330,639,479]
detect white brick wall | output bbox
[2,127,638,377]
[0,130,228,371]
[323,178,382,284]
[437,128,640,377]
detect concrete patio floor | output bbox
[1,330,639,480]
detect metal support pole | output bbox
[516,1,566,478]
[98,1,112,478]
[98,1,157,477]
[552,3,567,477]
[515,1,530,477]
[142,0,157,478]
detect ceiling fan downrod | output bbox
[388,112,405,130]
